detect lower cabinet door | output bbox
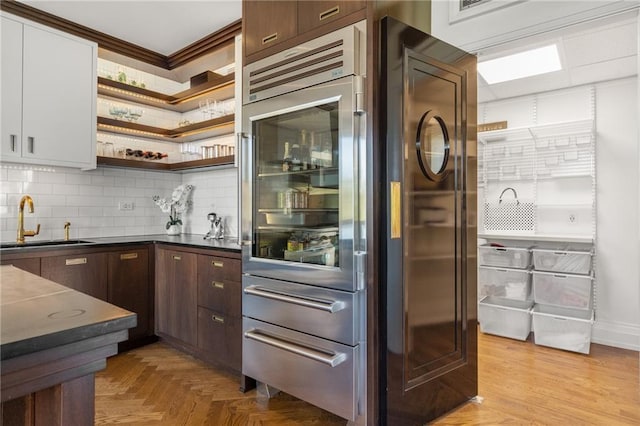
[242,317,358,421]
[197,306,241,372]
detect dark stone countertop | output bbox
[0,234,241,255]
[0,265,137,360]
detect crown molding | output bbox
[0,0,241,70]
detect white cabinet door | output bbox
[0,14,96,169]
[1,16,23,160]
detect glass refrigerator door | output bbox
[242,77,358,291]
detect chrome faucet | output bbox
[17,195,40,244]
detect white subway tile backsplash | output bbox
[0,163,239,241]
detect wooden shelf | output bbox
[97,114,235,143]
[97,74,235,113]
[97,155,234,171]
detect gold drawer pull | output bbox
[65,257,87,266]
[262,32,278,45]
[120,253,138,260]
[173,255,181,261]
[212,261,224,268]
[212,281,225,289]
[319,5,340,21]
[211,315,225,324]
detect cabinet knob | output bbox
[212,281,225,289]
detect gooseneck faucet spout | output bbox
[17,195,40,244]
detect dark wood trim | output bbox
[97,155,234,171]
[0,0,168,68]
[167,19,242,69]
[0,0,241,70]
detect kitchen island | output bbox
[0,265,136,425]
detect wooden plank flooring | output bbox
[95,332,639,425]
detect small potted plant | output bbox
[152,184,194,235]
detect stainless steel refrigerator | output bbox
[379,16,479,425]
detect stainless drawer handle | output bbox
[65,257,87,266]
[244,286,345,313]
[244,330,346,367]
[120,253,138,260]
[212,260,223,268]
[212,281,225,289]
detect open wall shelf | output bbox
[97,155,234,171]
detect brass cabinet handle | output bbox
[211,281,225,289]
[120,253,138,260]
[262,32,278,45]
[173,255,181,261]
[212,260,223,268]
[319,5,340,21]
[390,181,401,239]
[65,257,87,266]
[211,315,225,324]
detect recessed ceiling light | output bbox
[478,44,562,84]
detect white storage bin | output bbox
[478,266,531,301]
[478,297,533,341]
[532,271,592,310]
[478,244,532,269]
[532,247,592,274]
[532,304,594,354]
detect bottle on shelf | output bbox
[300,129,311,170]
[282,141,292,172]
[290,142,302,171]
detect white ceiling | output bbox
[17,1,638,102]
[21,0,242,55]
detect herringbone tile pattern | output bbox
[95,343,347,425]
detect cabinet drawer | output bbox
[243,275,360,346]
[41,252,107,300]
[197,306,241,371]
[198,277,240,315]
[297,1,366,34]
[243,317,358,421]
[197,254,240,282]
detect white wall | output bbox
[0,164,238,241]
[479,78,640,350]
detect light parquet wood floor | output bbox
[95,332,639,425]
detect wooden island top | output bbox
[1,265,136,425]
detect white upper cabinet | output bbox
[1,14,97,169]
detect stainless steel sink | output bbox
[0,240,91,249]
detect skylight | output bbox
[478,44,562,84]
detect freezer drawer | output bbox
[243,318,358,421]
[242,275,360,345]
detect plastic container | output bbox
[478,266,531,301]
[532,247,592,274]
[532,271,592,310]
[478,243,532,269]
[532,304,594,354]
[478,297,533,341]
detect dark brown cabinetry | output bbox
[0,256,40,275]
[243,1,297,57]
[107,247,152,343]
[243,0,366,62]
[41,252,108,300]
[155,246,198,347]
[196,254,242,371]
